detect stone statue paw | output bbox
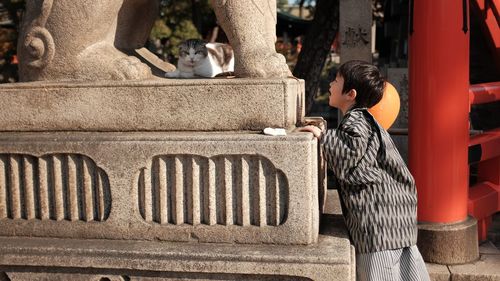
[111,56,152,80]
[77,42,152,81]
[237,52,291,78]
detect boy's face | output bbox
[329,74,356,113]
[328,74,345,108]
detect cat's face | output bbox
[178,39,208,66]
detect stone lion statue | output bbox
[18,0,291,81]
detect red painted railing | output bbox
[467,0,500,243]
[468,84,500,240]
[469,82,500,105]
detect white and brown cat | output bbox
[165,39,234,78]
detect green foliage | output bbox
[150,19,172,39]
[153,0,214,62]
[277,0,289,9]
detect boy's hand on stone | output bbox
[295,125,322,138]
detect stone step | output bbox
[0,78,304,131]
[0,213,354,281]
[427,241,500,281]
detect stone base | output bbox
[0,215,354,281]
[0,131,322,245]
[417,216,479,264]
[0,78,304,131]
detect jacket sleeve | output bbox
[320,112,371,181]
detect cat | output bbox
[165,39,234,78]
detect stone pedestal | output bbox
[417,216,479,264]
[0,78,352,280]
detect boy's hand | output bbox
[296,125,322,138]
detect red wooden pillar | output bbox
[409,0,478,264]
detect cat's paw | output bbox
[179,71,196,78]
[165,70,179,78]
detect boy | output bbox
[300,60,430,281]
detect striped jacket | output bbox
[321,108,418,253]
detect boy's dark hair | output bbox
[338,60,385,108]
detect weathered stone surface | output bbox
[5,273,126,281]
[0,154,110,222]
[449,254,500,281]
[0,131,320,245]
[137,154,289,227]
[479,241,500,255]
[0,78,304,131]
[212,0,291,78]
[0,213,354,281]
[418,216,479,264]
[425,263,451,281]
[339,0,372,63]
[18,0,288,81]
[18,0,158,81]
[425,240,500,281]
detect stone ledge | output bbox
[448,242,500,281]
[0,213,354,281]
[0,78,304,131]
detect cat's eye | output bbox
[195,51,203,55]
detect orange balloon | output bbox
[368,82,400,130]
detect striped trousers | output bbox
[356,245,430,281]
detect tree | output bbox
[292,0,339,114]
[152,0,215,62]
[277,0,288,10]
[0,1,25,83]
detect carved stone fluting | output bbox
[138,154,288,226]
[0,154,110,222]
[212,0,291,78]
[18,0,157,81]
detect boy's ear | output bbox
[346,89,357,101]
